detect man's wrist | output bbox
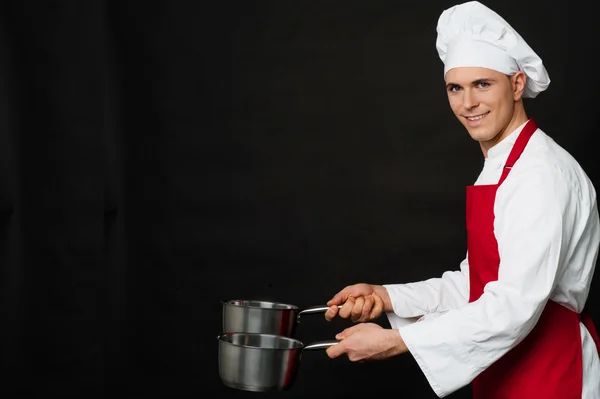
[374,284,393,313]
[388,328,409,356]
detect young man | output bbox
[324,2,600,398]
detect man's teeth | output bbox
[468,113,487,121]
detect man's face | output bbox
[445,67,519,145]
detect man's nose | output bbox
[463,89,479,109]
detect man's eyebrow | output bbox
[472,78,497,84]
[446,78,497,88]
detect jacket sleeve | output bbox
[397,165,580,397]
[383,257,470,329]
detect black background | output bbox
[0,0,598,398]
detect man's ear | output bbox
[512,71,527,101]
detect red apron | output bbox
[466,119,600,398]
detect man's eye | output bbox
[448,85,461,92]
[478,82,490,88]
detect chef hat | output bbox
[436,1,550,98]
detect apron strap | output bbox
[498,119,539,186]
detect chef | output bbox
[323,1,600,398]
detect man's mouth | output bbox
[465,111,490,121]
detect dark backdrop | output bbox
[0,0,598,398]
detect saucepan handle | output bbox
[303,340,339,350]
[298,304,341,316]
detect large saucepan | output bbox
[222,299,338,336]
[217,332,338,392]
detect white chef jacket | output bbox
[384,121,600,398]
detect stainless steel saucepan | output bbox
[217,332,338,392]
[222,299,338,337]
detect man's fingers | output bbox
[370,302,383,320]
[330,294,376,322]
[335,325,360,340]
[326,284,378,320]
[327,286,353,306]
[338,296,355,319]
[326,333,353,358]
[369,294,384,319]
[359,295,374,322]
[326,342,344,359]
[351,296,365,322]
[326,293,343,307]
[335,330,346,340]
[324,305,340,321]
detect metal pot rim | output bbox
[221,299,299,310]
[217,332,305,350]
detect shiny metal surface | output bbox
[224,300,298,310]
[222,300,340,336]
[217,332,337,392]
[222,300,298,336]
[298,305,332,316]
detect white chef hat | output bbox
[436,1,550,98]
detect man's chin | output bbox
[464,126,483,140]
[467,131,491,144]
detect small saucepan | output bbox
[222,299,339,337]
[217,332,338,392]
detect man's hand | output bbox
[324,283,391,322]
[325,323,408,362]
